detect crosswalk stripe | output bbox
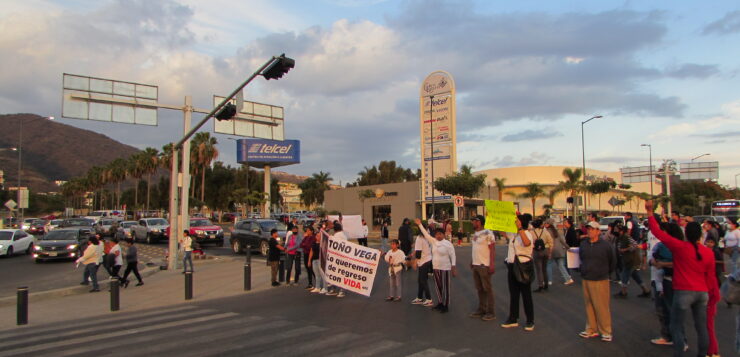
[38,315,269,357]
[0,304,198,338]
[0,312,238,357]
[1,308,218,349]
[252,331,360,356]
[324,339,403,357]
[184,325,327,357]
[406,348,456,357]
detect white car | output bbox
[0,229,34,257]
[21,218,38,230]
[598,216,626,231]
[46,219,64,231]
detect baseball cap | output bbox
[471,215,485,224]
[586,221,600,229]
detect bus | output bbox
[711,200,740,221]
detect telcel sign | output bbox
[237,138,300,168]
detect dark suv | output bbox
[229,219,287,256]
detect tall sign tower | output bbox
[419,71,457,219]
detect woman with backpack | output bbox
[531,218,552,292]
[545,219,573,285]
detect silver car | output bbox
[130,218,169,244]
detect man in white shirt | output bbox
[415,218,457,313]
[411,232,434,307]
[469,215,496,321]
[359,219,369,247]
[326,222,348,298]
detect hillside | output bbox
[0,114,140,192]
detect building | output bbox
[277,182,305,213]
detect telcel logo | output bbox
[249,143,293,154]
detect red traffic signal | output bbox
[262,54,295,80]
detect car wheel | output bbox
[35,259,42,264]
[231,240,242,254]
[259,240,269,256]
[6,246,13,257]
[26,243,33,255]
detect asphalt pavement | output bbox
[0,245,736,356]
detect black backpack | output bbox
[533,230,545,251]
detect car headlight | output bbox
[67,244,78,250]
[0,244,4,249]
[217,229,223,235]
[151,229,160,233]
[34,245,41,251]
[125,231,131,237]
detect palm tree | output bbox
[493,178,507,201]
[191,132,219,202]
[138,147,159,211]
[128,153,145,209]
[107,158,128,209]
[518,183,545,215]
[312,171,333,206]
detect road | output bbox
[0,246,736,356]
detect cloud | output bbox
[652,100,740,139]
[588,156,643,165]
[702,10,740,35]
[501,129,563,142]
[665,64,719,79]
[691,131,740,138]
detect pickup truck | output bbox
[130,218,170,244]
[164,218,225,247]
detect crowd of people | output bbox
[76,230,144,292]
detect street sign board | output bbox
[18,189,29,209]
[213,96,285,140]
[236,138,300,168]
[680,161,719,180]
[621,165,655,184]
[5,200,16,210]
[453,196,464,207]
[62,74,159,125]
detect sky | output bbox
[2,0,740,187]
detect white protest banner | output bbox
[325,236,380,297]
[328,215,364,239]
[566,248,580,269]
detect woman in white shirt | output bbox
[415,218,457,313]
[501,214,536,331]
[725,219,740,275]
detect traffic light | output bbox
[215,103,237,121]
[262,54,295,80]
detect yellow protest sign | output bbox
[484,200,518,233]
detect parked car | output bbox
[59,218,96,236]
[32,228,89,262]
[118,221,138,238]
[95,219,117,236]
[46,219,64,231]
[598,216,625,231]
[0,229,34,257]
[28,220,48,235]
[229,219,287,256]
[221,212,242,223]
[21,218,38,230]
[130,218,170,244]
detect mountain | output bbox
[0,114,140,193]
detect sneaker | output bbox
[524,323,535,331]
[482,314,496,321]
[319,289,328,295]
[422,299,434,307]
[385,296,394,302]
[411,298,424,305]
[638,291,651,298]
[89,288,100,293]
[548,281,553,285]
[564,279,574,285]
[393,297,401,302]
[650,337,673,346]
[305,285,314,290]
[469,311,485,318]
[310,288,320,293]
[337,292,345,298]
[271,282,280,287]
[683,343,689,352]
[326,290,338,296]
[579,331,599,339]
[501,320,518,328]
[613,292,627,298]
[135,282,144,286]
[601,334,612,342]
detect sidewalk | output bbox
[0,257,274,330]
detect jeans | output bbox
[84,263,99,290]
[533,251,548,289]
[389,270,402,297]
[732,249,739,276]
[472,265,495,314]
[183,251,194,272]
[671,290,708,357]
[311,260,324,290]
[285,253,301,283]
[269,261,279,283]
[381,238,388,252]
[506,263,533,324]
[652,280,674,341]
[417,261,432,300]
[551,257,571,282]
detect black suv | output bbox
[229,219,287,256]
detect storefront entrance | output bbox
[372,205,391,227]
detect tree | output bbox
[191,132,219,202]
[433,165,487,199]
[518,183,546,215]
[493,177,507,201]
[299,171,333,208]
[358,189,374,217]
[587,179,616,211]
[138,147,159,211]
[354,160,419,186]
[106,158,128,209]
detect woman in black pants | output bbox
[501,214,536,331]
[122,238,144,287]
[300,227,317,290]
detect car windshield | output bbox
[40,231,78,241]
[32,220,46,225]
[89,212,104,217]
[100,220,114,225]
[0,231,13,240]
[148,219,168,226]
[24,218,37,223]
[599,217,623,226]
[50,220,64,225]
[121,222,136,228]
[66,219,93,226]
[191,219,214,227]
[260,221,287,232]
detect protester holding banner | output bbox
[411,229,434,307]
[415,218,457,313]
[501,214,535,332]
[384,239,406,301]
[327,222,348,298]
[469,215,496,321]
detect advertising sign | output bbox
[236,138,300,167]
[679,161,719,180]
[419,71,457,208]
[324,236,380,297]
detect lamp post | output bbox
[691,153,710,162]
[581,115,602,218]
[640,144,654,197]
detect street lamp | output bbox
[581,115,602,217]
[641,144,654,197]
[691,153,710,162]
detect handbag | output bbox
[512,255,534,285]
[721,275,740,305]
